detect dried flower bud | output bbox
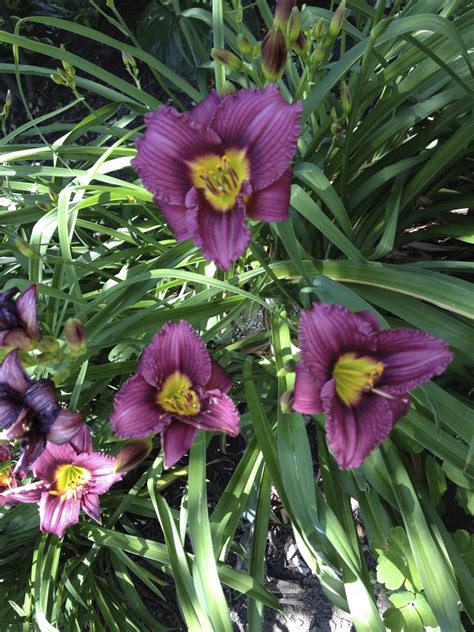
[280,389,294,413]
[286,6,301,44]
[237,33,252,56]
[64,318,87,355]
[211,48,243,72]
[328,0,346,39]
[14,238,40,260]
[261,28,287,82]
[341,80,351,114]
[274,0,297,30]
[292,31,308,55]
[115,439,153,473]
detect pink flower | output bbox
[0,444,17,505]
[0,427,121,537]
[110,321,240,468]
[293,303,453,468]
[132,85,302,269]
[0,285,39,351]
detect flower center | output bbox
[156,371,201,417]
[53,464,91,499]
[333,352,384,406]
[0,470,13,490]
[189,149,249,212]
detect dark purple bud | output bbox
[114,439,153,473]
[274,0,297,30]
[292,31,308,56]
[211,48,243,72]
[64,318,87,355]
[261,28,287,82]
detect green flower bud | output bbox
[237,33,252,56]
[292,31,308,55]
[280,389,294,414]
[286,6,301,44]
[5,89,12,108]
[38,335,60,355]
[221,81,237,96]
[328,0,346,39]
[35,201,52,212]
[311,19,326,41]
[341,80,351,114]
[274,0,296,31]
[261,27,287,82]
[64,318,87,355]
[211,48,243,72]
[311,43,326,66]
[14,238,40,260]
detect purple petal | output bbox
[191,392,240,436]
[321,379,393,469]
[156,198,193,240]
[299,303,378,386]
[138,321,211,389]
[15,428,47,474]
[161,421,197,468]
[387,393,411,425]
[190,91,221,125]
[73,452,121,494]
[246,169,292,222]
[376,328,453,394]
[212,85,302,191]
[0,481,45,504]
[39,493,81,537]
[0,351,31,393]
[292,362,323,414]
[81,492,101,523]
[68,424,93,454]
[132,107,222,205]
[32,442,78,482]
[109,373,169,438]
[355,310,381,333]
[0,328,34,351]
[15,284,39,341]
[47,410,84,445]
[0,388,24,431]
[23,380,60,432]
[186,187,251,270]
[205,360,233,394]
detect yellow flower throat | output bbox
[157,371,201,417]
[189,149,249,212]
[333,352,384,406]
[53,464,91,499]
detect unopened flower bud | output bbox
[64,318,87,355]
[280,389,294,413]
[341,80,351,114]
[261,28,287,82]
[328,0,346,39]
[292,31,308,55]
[211,48,243,72]
[237,33,252,56]
[5,90,12,108]
[50,73,64,86]
[221,81,237,96]
[311,19,326,41]
[61,60,76,79]
[286,6,301,44]
[38,335,60,355]
[311,43,326,66]
[35,201,52,212]
[115,439,153,473]
[122,51,136,69]
[274,0,296,30]
[14,238,40,260]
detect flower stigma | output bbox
[157,371,201,416]
[333,352,384,406]
[189,149,249,212]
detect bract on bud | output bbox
[114,439,153,473]
[286,6,301,44]
[261,28,287,82]
[211,48,243,72]
[328,0,346,39]
[237,33,252,56]
[292,31,308,55]
[64,318,87,355]
[274,0,297,30]
[341,80,351,114]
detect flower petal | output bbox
[161,421,197,468]
[15,284,39,341]
[190,91,221,125]
[376,328,453,394]
[139,321,211,389]
[212,85,302,190]
[39,493,81,537]
[245,169,292,222]
[68,424,93,454]
[1,328,33,351]
[15,428,47,474]
[292,362,323,414]
[109,373,169,438]
[205,360,233,394]
[155,198,193,240]
[73,452,121,494]
[47,410,84,445]
[0,481,45,504]
[0,387,24,430]
[387,393,411,425]
[23,380,60,432]
[81,492,101,523]
[132,107,222,205]
[321,379,393,469]
[0,350,31,393]
[186,188,251,270]
[32,442,78,482]
[191,393,240,436]
[299,303,378,385]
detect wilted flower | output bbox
[0,285,39,351]
[110,321,240,468]
[132,85,302,269]
[261,28,287,82]
[0,351,83,473]
[0,427,121,536]
[293,303,453,469]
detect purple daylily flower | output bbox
[0,285,39,351]
[0,351,84,473]
[110,321,240,468]
[0,444,17,505]
[132,85,302,270]
[0,426,121,536]
[292,303,453,469]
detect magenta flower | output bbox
[293,303,453,469]
[0,444,17,505]
[0,427,121,536]
[0,285,39,351]
[0,351,84,473]
[110,321,240,468]
[132,85,302,269]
